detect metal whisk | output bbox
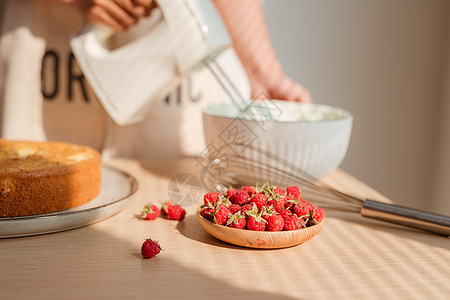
[203,144,450,236]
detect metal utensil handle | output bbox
[204,58,247,112]
[360,199,450,236]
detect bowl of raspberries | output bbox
[197,183,325,249]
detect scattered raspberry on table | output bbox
[141,203,160,220]
[167,203,186,221]
[140,201,186,221]
[141,239,162,259]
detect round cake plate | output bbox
[0,165,138,238]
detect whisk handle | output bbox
[361,200,450,236]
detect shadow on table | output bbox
[176,214,243,249]
[326,210,450,250]
[175,214,275,251]
[0,225,300,300]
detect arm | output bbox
[25,0,156,31]
[212,0,311,102]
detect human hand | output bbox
[70,0,157,31]
[249,73,312,103]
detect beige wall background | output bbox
[263,0,450,214]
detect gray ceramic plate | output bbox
[0,165,138,238]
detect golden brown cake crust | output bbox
[0,139,102,217]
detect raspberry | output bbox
[217,196,232,208]
[203,192,221,206]
[284,195,298,211]
[229,190,249,206]
[141,239,161,259]
[273,186,286,196]
[160,201,174,216]
[201,206,214,221]
[249,193,267,210]
[167,204,186,221]
[283,214,300,231]
[229,204,242,214]
[246,209,267,231]
[246,215,267,231]
[263,185,287,212]
[240,203,254,216]
[286,186,302,201]
[267,195,286,212]
[241,185,257,196]
[213,203,230,225]
[141,203,160,220]
[261,205,276,221]
[294,200,314,220]
[309,206,325,225]
[267,214,284,231]
[285,186,303,211]
[226,188,238,199]
[279,209,293,219]
[226,212,247,229]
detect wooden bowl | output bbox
[196,207,325,249]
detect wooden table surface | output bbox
[1,158,449,300]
